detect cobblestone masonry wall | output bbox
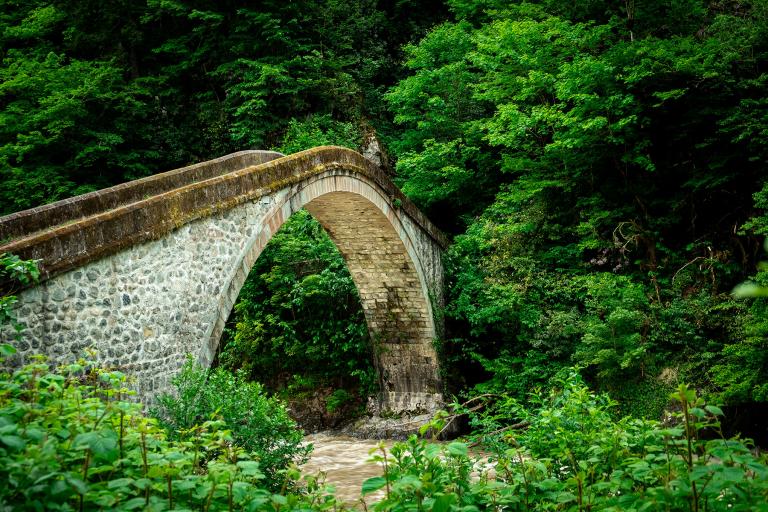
[1,154,445,414]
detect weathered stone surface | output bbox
[338,413,438,440]
[0,150,284,243]
[0,148,446,415]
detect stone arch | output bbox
[0,147,447,414]
[205,171,442,413]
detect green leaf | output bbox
[122,497,147,510]
[271,494,288,506]
[0,435,26,451]
[425,443,441,460]
[432,493,456,512]
[107,477,135,490]
[393,475,422,490]
[73,430,119,461]
[25,428,44,442]
[236,460,264,478]
[446,442,468,457]
[361,476,387,495]
[732,282,768,298]
[66,476,88,495]
[705,405,724,417]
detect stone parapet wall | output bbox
[0,150,283,244]
[0,147,447,284]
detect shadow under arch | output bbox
[206,169,443,414]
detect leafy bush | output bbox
[325,389,354,414]
[0,253,39,332]
[362,437,477,510]
[711,263,768,404]
[0,348,340,511]
[152,359,310,489]
[371,370,768,511]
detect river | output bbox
[300,433,394,505]
[300,433,495,507]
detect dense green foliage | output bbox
[367,371,768,511]
[7,339,765,511]
[152,359,310,489]
[7,0,768,420]
[4,2,768,501]
[276,114,361,155]
[0,350,342,511]
[218,209,375,401]
[385,0,768,416]
[0,0,444,214]
[0,0,430,413]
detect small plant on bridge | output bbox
[0,252,39,333]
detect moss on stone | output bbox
[0,147,447,285]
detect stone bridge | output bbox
[0,147,447,414]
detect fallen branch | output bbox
[467,421,530,448]
[425,394,501,439]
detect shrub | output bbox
[325,389,354,414]
[276,114,361,155]
[152,359,310,489]
[0,347,339,511]
[368,370,768,511]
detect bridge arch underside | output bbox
[5,168,444,415]
[212,173,443,414]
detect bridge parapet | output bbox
[0,147,446,282]
[0,150,283,245]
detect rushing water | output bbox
[300,433,495,507]
[300,433,394,506]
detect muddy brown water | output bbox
[300,433,394,506]
[300,433,496,507]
